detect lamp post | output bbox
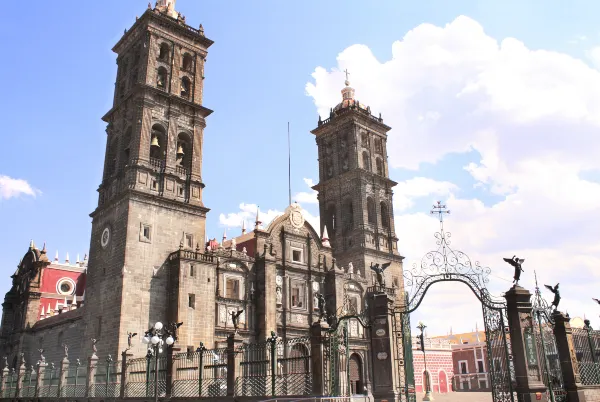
[417,321,434,401]
[141,322,177,402]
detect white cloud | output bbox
[0,175,40,200]
[294,178,318,204]
[306,15,600,336]
[394,177,458,212]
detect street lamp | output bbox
[141,321,180,402]
[417,321,434,401]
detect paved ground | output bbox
[416,392,493,402]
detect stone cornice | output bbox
[113,9,213,55]
[90,188,209,219]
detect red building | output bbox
[412,336,455,394]
[30,243,86,321]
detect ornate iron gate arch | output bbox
[392,202,517,402]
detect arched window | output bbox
[380,202,389,230]
[180,76,191,99]
[176,132,192,172]
[343,199,354,232]
[367,197,376,225]
[120,127,132,171]
[182,53,193,71]
[150,124,166,167]
[159,43,170,61]
[362,152,371,171]
[105,138,118,179]
[376,157,383,176]
[157,67,168,89]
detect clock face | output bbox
[101,227,111,248]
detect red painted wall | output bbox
[40,267,85,295]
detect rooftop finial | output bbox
[241,219,246,235]
[54,250,59,262]
[155,0,178,18]
[255,206,262,229]
[29,239,35,250]
[65,252,70,264]
[344,68,350,86]
[41,242,47,254]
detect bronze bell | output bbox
[176,144,184,157]
[151,135,160,148]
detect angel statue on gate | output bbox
[502,255,525,285]
[230,309,244,333]
[544,283,561,311]
[370,262,391,289]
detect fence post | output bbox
[197,343,206,397]
[15,353,25,397]
[552,311,587,402]
[226,334,236,396]
[120,350,128,398]
[504,285,548,402]
[268,332,277,396]
[1,364,8,397]
[59,356,69,397]
[86,353,98,397]
[166,346,177,398]
[35,360,45,397]
[310,321,329,395]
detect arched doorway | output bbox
[349,354,363,395]
[439,370,448,393]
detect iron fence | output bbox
[21,368,37,397]
[1,370,17,398]
[171,347,228,397]
[93,357,121,397]
[124,354,167,397]
[573,327,600,385]
[63,362,87,397]
[235,336,311,397]
[37,364,60,397]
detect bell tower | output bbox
[83,2,213,357]
[311,73,404,293]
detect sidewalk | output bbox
[418,392,493,402]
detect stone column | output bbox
[120,351,130,398]
[368,292,399,402]
[35,361,46,397]
[504,285,548,402]
[165,346,179,398]
[226,334,236,396]
[15,354,25,397]
[1,366,8,398]
[59,356,69,397]
[310,321,329,395]
[553,311,587,402]
[86,354,98,397]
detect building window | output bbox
[362,151,371,171]
[291,283,305,308]
[151,179,158,190]
[349,297,359,314]
[150,125,166,162]
[159,43,170,61]
[343,200,354,232]
[459,361,468,374]
[479,380,487,389]
[157,67,168,89]
[376,158,384,176]
[367,197,376,224]
[477,360,484,373]
[182,53,193,72]
[226,278,240,299]
[380,202,390,230]
[392,276,399,288]
[184,233,193,249]
[361,132,369,147]
[374,138,383,154]
[140,224,152,243]
[188,294,195,309]
[190,265,195,277]
[181,76,191,99]
[291,248,303,263]
[56,278,76,295]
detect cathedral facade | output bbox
[0,1,405,391]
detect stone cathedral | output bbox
[0,0,405,386]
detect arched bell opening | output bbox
[176,132,192,173]
[150,124,167,169]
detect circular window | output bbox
[101,227,111,248]
[57,278,76,295]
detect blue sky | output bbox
[2,0,600,336]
